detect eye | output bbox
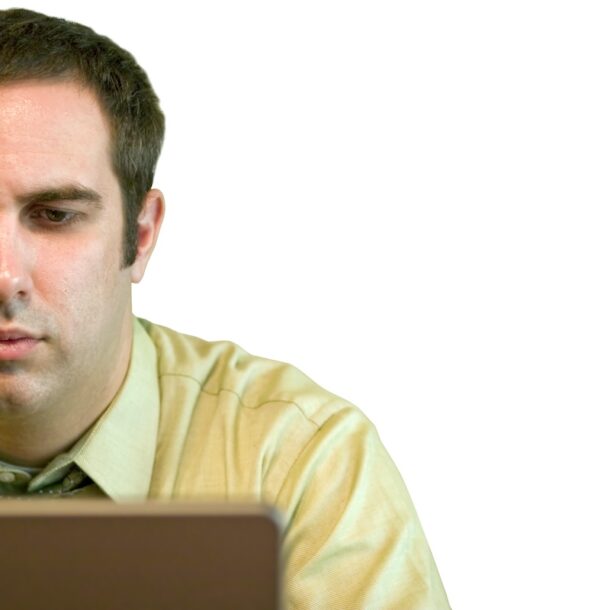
[30,207,80,226]
[42,209,73,223]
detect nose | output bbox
[0,219,33,310]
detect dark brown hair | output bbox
[0,8,165,266]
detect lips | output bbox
[0,329,41,361]
[0,331,35,341]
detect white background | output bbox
[9,2,610,608]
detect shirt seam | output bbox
[158,371,323,431]
[271,417,326,507]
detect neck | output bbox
[0,420,95,467]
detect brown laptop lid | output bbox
[0,501,282,610]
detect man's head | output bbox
[0,9,165,464]
[0,8,165,266]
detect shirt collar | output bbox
[28,318,160,501]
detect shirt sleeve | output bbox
[274,407,451,610]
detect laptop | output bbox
[0,500,283,610]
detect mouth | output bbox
[0,330,42,361]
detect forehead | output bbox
[0,79,115,196]
[0,79,110,144]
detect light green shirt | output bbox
[22,317,451,609]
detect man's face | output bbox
[0,80,135,420]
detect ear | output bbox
[130,188,165,283]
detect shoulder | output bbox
[140,318,378,501]
[138,317,360,429]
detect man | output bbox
[0,8,450,608]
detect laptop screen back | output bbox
[0,501,282,610]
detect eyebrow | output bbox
[16,185,104,208]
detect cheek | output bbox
[33,236,129,329]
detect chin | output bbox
[0,378,49,419]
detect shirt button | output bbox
[0,471,16,483]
